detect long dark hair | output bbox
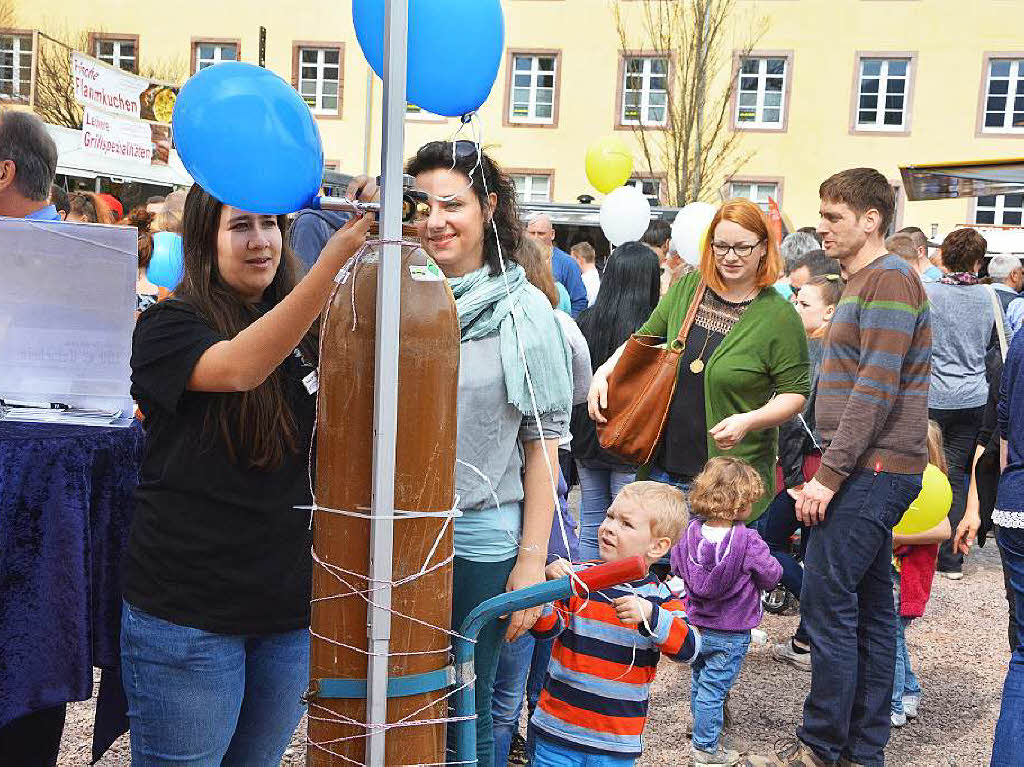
[175,184,318,470]
[405,140,521,275]
[577,241,661,369]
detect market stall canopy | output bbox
[519,201,676,226]
[44,123,193,187]
[900,158,1024,202]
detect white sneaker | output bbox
[939,570,963,581]
[692,743,741,766]
[902,695,919,719]
[770,639,811,671]
[891,711,907,727]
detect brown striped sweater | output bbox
[813,254,932,492]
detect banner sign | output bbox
[81,107,172,166]
[72,51,178,123]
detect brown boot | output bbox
[741,740,831,767]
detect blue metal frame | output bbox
[317,667,455,700]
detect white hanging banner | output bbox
[72,51,178,123]
[81,107,171,166]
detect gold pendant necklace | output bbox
[689,328,712,374]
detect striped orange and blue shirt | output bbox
[529,568,700,757]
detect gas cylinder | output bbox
[309,232,460,766]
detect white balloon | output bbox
[671,202,717,265]
[599,185,652,247]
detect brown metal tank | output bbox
[309,234,460,765]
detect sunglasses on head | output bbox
[421,139,480,160]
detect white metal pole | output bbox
[366,0,408,764]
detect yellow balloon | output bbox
[585,136,634,194]
[893,464,952,536]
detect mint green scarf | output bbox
[449,264,572,416]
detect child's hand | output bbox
[612,595,654,627]
[545,558,575,581]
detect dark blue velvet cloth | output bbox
[0,420,143,761]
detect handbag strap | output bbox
[986,285,1009,362]
[670,280,708,351]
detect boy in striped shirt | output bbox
[529,481,700,766]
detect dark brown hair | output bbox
[176,184,317,470]
[819,168,895,236]
[68,191,110,224]
[517,236,559,308]
[940,228,987,274]
[122,206,155,268]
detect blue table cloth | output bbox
[0,420,143,761]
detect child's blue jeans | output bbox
[532,736,636,766]
[690,628,751,752]
[891,584,921,715]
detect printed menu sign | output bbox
[81,108,172,166]
[72,51,178,124]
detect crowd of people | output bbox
[3,105,1024,767]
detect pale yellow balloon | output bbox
[585,136,634,194]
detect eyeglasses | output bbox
[711,240,765,259]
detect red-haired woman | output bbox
[588,198,809,524]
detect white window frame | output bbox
[855,57,911,131]
[975,194,1024,227]
[0,33,33,102]
[982,58,1024,134]
[298,46,341,115]
[95,38,136,72]
[508,53,557,125]
[194,42,238,73]
[620,56,669,127]
[512,174,551,204]
[728,181,778,212]
[735,56,787,128]
[627,177,662,206]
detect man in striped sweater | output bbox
[529,481,700,765]
[746,169,931,767]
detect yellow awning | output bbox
[900,159,1024,201]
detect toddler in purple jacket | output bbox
[670,457,783,766]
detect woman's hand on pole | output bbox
[345,175,380,202]
[504,558,547,642]
[316,213,374,273]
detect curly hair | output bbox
[689,457,764,522]
[940,227,987,274]
[405,140,522,276]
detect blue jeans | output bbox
[577,464,634,561]
[690,629,751,752]
[120,601,308,766]
[492,632,555,766]
[797,470,922,767]
[532,736,635,766]
[993,526,1024,766]
[891,585,921,716]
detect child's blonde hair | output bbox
[616,481,689,543]
[689,457,764,522]
[927,420,948,475]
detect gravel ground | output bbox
[61,538,1009,766]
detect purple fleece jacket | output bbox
[670,520,782,631]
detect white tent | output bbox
[45,122,193,188]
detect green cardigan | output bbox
[637,271,810,520]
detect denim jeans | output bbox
[691,629,751,752]
[576,464,635,561]
[797,470,923,767]
[999,528,1021,654]
[992,526,1024,766]
[757,490,809,597]
[930,407,983,573]
[890,582,920,716]
[532,736,636,766]
[120,601,308,766]
[492,632,555,766]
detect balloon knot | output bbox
[460,112,474,124]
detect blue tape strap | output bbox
[316,666,455,699]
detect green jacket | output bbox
[637,271,810,520]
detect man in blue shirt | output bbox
[525,213,587,317]
[0,111,61,222]
[989,254,1024,338]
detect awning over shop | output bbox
[45,123,193,188]
[900,159,1024,202]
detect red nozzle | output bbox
[574,556,647,593]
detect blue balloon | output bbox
[172,62,323,215]
[148,231,184,289]
[353,0,504,118]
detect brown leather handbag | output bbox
[597,280,707,465]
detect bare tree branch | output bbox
[0,0,16,29]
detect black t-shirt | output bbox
[124,299,315,634]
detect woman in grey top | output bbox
[407,141,572,766]
[925,227,1006,577]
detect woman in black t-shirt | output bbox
[123,183,372,764]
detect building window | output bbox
[0,33,33,102]
[94,36,137,72]
[298,46,341,115]
[976,194,1024,226]
[855,57,910,130]
[982,58,1024,133]
[735,56,787,127]
[406,102,445,121]
[509,53,557,124]
[729,181,778,211]
[512,174,551,203]
[627,177,662,205]
[621,56,668,126]
[194,42,238,73]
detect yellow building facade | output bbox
[5,0,1023,233]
